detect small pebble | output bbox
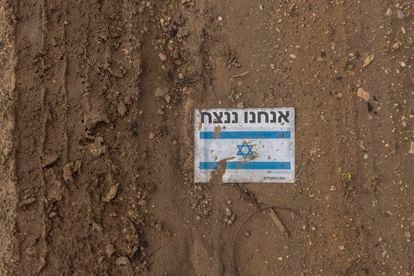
[409,142,414,155]
[357,87,371,102]
[392,41,401,50]
[385,7,392,17]
[117,101,127,116]
[164,94,171,104]
[159,53,167,61]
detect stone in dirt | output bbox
[357,87,371,102]
[102,183,120,203]
[362,53,375,68]
[117,101,127,116]
[409,142,414,155]
[164,94,171,103]
[385,7,392,17]
[158,53,167,61]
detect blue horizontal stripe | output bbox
[199,131,291,139]
[199,161,291,170]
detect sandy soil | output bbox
[0,0,413,275]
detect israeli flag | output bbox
[194,108,295,183]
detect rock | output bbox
[102,183,120,203]
[158,53,167,61]
[385,7,392,17]
[154,86,168,97]
[409,142,414,155]
[357,87,371,102]
[289,53,297,59]
[392,41,401,50]
[149,132,155,139]
[117,101,127,116]
[362,53,375,68]
[164,94,171,103]
[115,256,130,266]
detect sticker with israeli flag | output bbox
[194,108,295,183]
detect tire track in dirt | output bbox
[131,2,200,274]
[13,0,50,273]
[13,0,152,274]
[0,2,17,274]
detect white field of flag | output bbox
[194,108,295,183]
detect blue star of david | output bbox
[236,142,254,159]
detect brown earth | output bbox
[0,0,413,275]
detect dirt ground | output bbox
[0,0,413,275]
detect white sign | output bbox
[194,108,295,183]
